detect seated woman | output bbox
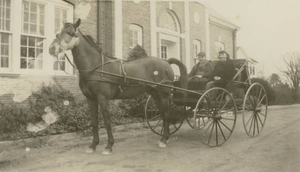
[187,52,213,90]
[206,50,236,90]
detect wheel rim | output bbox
[145,96,184,136]
[194,87,237,147]
[186,107,195,129]
[243,83,268,137]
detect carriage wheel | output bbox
[243,83,268,137]
[145,95,185,136]
[186,107,196,129]
[194,87,237,147]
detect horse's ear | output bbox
[74,19,81,29]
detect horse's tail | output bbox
[167,58,188,90]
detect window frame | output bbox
[160,44,168,60]
[129,24,142,49]
[193,40,202,64]
[0,0,12,72]
[0,0,74,76]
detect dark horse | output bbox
[49,19,187,155]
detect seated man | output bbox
[206,50,236,90]
[187,52,213,90]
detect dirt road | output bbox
[0,105,300,172]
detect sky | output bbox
[203,0,300,79]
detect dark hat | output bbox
[197,52,206,57]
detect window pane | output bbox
[53,61,58,70]
[1,56,8,67]
[20,47,27,57]
[39,4,44,14]
[29,48,35,57]
[6,0,10,7]
[1,45,8,55]
[30,13,37,23]
[55,8,60,17]
[28,59,35,69]
[39,15,44,25]
[23,23,28,33]
[36,48,43,58]
[20,58,27,68]
[55,18,60,28]
[37,38,43,47]
[23,12,29,22]
[30,3,37,13]
[30,24,36,34]
[22,1,29,11]
[29,37,35,46]
[21,36,27,45]
[1,33,8,43]
[63,10,67,19]
[5,20,9,30]
[5,9,10,19]
[40,26,44,35]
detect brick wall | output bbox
[122,1,151,59]
[209,23,234,60]
[189,2,206,67]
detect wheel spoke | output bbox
[257,95,266,107]
[245,113,254,127]
[171,122,178,130]
[220,99,231,111]
[153,119,162,130]
[215,121,218,146]
[219,120,233,132]
[258,112,266,117]
[149,113,161,121]
[257,112,264,126]
[217,92,225,109]
[248,114,254,134]
[207,121,215,145]
[256,114,260,134]
[217,121,226,141]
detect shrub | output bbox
[0,84,148,141]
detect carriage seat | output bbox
[174,59,248,92]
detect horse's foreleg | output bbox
[159,97,171,147]
[86,99,99,153]
[98,96,114,155]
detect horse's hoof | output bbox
[86,148,95,154]
[158,141,167,148]
[102,149,112,156]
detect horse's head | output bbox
[49,19,81,57]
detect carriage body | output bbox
[145,59,268,146]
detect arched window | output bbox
[129,24,143,48]
[215,42,225,54]
[159,11,179,33]
[193,40,202,64]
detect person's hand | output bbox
[214,76,221,80]
[196,75,202,78]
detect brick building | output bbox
[0,0,239,104]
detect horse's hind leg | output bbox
[86,99,99,153]
[151,92,171,148]
[98,96,114,155]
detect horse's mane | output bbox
[78,30,117,60]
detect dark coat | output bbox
[188,60,213,79]
[209,59,236,88]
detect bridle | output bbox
[55,26,126,81]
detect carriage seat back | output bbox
[210,59,248,82]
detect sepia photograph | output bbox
[0,0,299,171]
